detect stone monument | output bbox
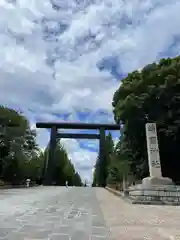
[128,123,180,205]
[142,122,173,188]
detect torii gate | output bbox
[36,122,120,186]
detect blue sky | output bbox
[0,0,180,183]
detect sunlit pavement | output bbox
[1,187,180,240]
[0,186,113,239]
[97,188,180,240]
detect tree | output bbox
[112,56,180,183]
[104,133,114,184]
[0,106,82,186]
[92,132,114,187]
[23,151,45,182]
[92,167,97,187]
[106,142,131,191]
[73,172,82,186]
[48,140,83,186]
[52,140,68,185]
[106,162,122,186]
[0,106,39,184]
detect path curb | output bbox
[105,187,133,204]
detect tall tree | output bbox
[92,132,114,187]
[49,140,82,186]
[0,106,39,183]
[0,106,82,186]
[112,56,180,183]
[73,172,82,186]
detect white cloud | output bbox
[0,0,180,181]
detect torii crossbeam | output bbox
[36,122,120,186]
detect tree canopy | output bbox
[93,56,180,189]
[92,132,114,187]
[112,56,180,184]
[0,106,82,186]
[52,140,82,186]
[92,132,132,190]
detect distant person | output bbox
[65,181,68,187]
[26,178,31,188]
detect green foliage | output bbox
[0,106,82,186]
[106,147,131,188]
[106,162,122,184]
[92,131,131,188]
[112,56,180,183]
[0,106,39,183]
[50,140,82,186]
[92,132,114,187]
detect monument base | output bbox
[128,177,180,205]
[142,176,173,188]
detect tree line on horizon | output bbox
[92,56,180,188]
[0,106,82,187]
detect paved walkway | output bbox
[0,187,113,240]
[0,187,180,239]
[97,188,180,240]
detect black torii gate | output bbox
[36,122,120,186]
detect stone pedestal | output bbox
[127,123,180,205]
[142,176,173,189]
